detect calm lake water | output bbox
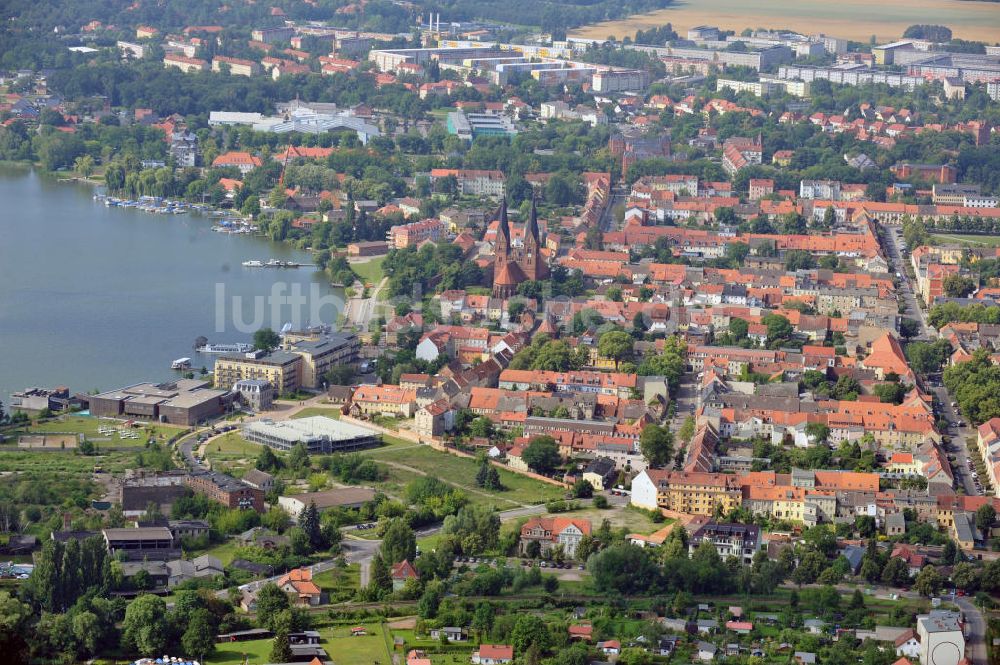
[0,166,343,399]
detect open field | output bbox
[0,449,140,474]
[569,0,1000,44]
[3,414,184,448]
[359,438,567,508]
[290,407,343,419]
[351,255,386,285]
[931,233,1000,247]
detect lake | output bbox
[0,166,344,399]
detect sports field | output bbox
[570,0,1000,44]
[931,233,1000,247]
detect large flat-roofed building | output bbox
[278,487,377,519]
[186,471,265,512]
[89,379,229,425]
[242,416,380,453]
[103,527,179,561]
[288,333,360,389]
[214,350,302,395]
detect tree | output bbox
[255,583,290,632]
[522,436,561,475]
[511,614,550,654]
[805,422,830,444]
[74,154,95,178]
[881,557,911,587]
[122,594,169,656]
[729,317,749,340]
[899,318,921,340]
[943,274,976,298]
[0,591,31,663]
[381,518,416,564]
[598,330,634,368]
[181,609,216,662]
[914,566,943,597]
[762,313,793,347]
[288,443,310,470]
[571,478,594,499]
[640,424,674,468]
[271,630,293,663]
[300,501,326,552]
[977,504,997,534]
[253,327,281,351]
[369,553,392,594]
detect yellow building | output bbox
[214,351,302,395]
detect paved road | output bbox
[670,371,700,466]
[880,224,979,495]
[932,386,981,495]
[956,596,989,665]
[344,276,388,330]
[880,225,932,340]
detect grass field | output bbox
[3,414,184,448]
[291,407,343,420]
[0,449,139,474]
[352,256,386,285]
[569,0,1000,43]
[931,233,1000,247]
[359,439,566,508]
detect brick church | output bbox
[492,198,548,298]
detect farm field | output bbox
[569,0,1000,44]
[931,233,1000,247]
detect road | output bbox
[956,595,990,665]
[669,371,700,466]
[880,224,932,340]
[880,224,980,495]
[932,385,981,495]
[344,276,388,330]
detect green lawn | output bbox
[291,407,343,420]
[359,441,566,508]
[195,539,242,566]
[203,432,260,474]
[352,256,386,285]
[321,623,394,664]
[550,504,671,534]
[931,233,1000,247]
[3,414,184,448]
[207,622,394,665]
[312,563,361,602]
[207,637,273,665]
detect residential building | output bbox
[233,379,274,412]
[163,54,207,73]
[472,645,514,665]
[277,567,322,606]
[583,457,618,491]
[287,333,360,389]
[389,218,446,249]
[212,56,261,76]
[350,384,418,418]
[689,522,761,565]
[391,559,419,591]
[214,350,302,395]
[519,517,592,558]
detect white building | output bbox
[916,612,965,665]
[630,469,661,511]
